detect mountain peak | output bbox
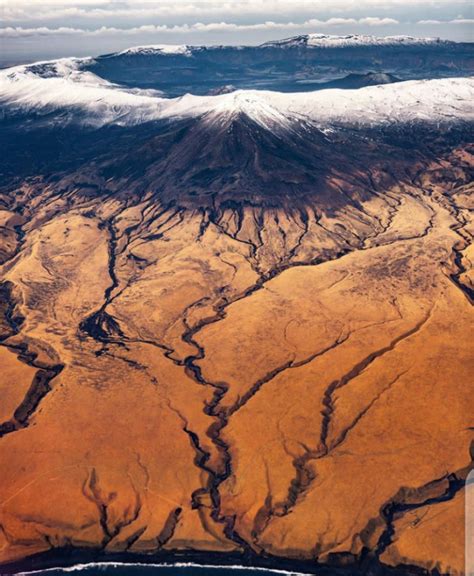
[202,91,293,130]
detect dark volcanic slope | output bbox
[1,112,471,212]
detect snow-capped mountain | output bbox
[84,34,471,97]
[113,34,453,57]
[1,34,472,243]
[0,58,472,130]
[261,33,452,49]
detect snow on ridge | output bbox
[117,44,192,56]
[108,34,451,58]
[7,57,94,80]
[262,33,451,48]
[0,59,171,126]
[0,60,472,129]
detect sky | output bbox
[1,0,473,65]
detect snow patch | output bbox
[117,44,192,56]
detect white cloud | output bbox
[418,17,474,24]
[0,0,471,22]
[449,18,474,24]
[359,17,399,25]
[0,26,87,37]
[0,17,405,38]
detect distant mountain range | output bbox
[85,33,473,96]
[115,34,453,58]
[261,33,454,48]
[0,57,472,129]
[0,32,471,202]
[0,30,472,132]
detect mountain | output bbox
[85,33,473,96]
[0,34,472,576]
[261,33,452,48]
[0,59,472,129]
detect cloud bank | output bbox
[2,0,472,22]
[2,18,435,38]
[3,17,473,39]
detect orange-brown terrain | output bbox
[0,116,472,575]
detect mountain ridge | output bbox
[261,32,454,48]
[112,33,458,57]
[1,58,472,129]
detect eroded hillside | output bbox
[0,108,472,575]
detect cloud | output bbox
[0,17,404,38]
[449,18,474,24]
[1,0,471,22]
[358,17,400,25]
[418,18,474,24]
[0,26,86,37]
